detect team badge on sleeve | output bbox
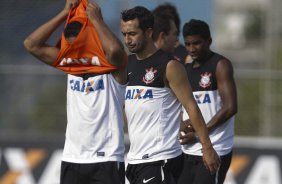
[143,67,157,84]
[199,72,212,88]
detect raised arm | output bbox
[165,60,220,173]
[206,58,237,132]
[23,0,79,65]
[86,2,126,68]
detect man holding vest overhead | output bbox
[24,0,127,183]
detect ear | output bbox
[158,32,167,46]
[159,32,166,39]
[144,28,153,38]
[208,37,212,46]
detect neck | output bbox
[175,40,180,47]
[136,41,158,60]
[192,50,211,68]
[196,50,211,64]
[154,39,162,51]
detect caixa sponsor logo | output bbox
[125,89,153,100]
[70,79,104,93]
[59,56,101,66]
[194,93,211,104]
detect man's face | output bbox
[184,35,211,61]
[161,20,178,53]
[121,18,147,54]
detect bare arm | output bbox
[23,0,79,65]
[166,60,220,173]
[179,58,237,142]
[86,2,127,84]
[206,59,237,132]
[166,60,211,148]
[86,2,126,68]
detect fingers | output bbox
[86,1,103,20]
[209,162,220,174]
[203,155,221,174]
[87,1,100,11]
[181,120,194,133]
[178,131,197,145]
[179,131,188,144]
[202,146,221,174]
[88,0,98,7]
[65,0,79,11]
[71,0,79,7]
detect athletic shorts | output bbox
[126,154,184,184]
[60,161,125,184]
[177,151,232,184]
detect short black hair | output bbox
[64,21,83,38]
[121,6,154,32]
[153,3,180,36]
[182,19,211,40]
[152,13,174,41]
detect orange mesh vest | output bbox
[53,0,121,74]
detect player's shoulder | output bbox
[217,57,233,69]
[210,51,232,69]
[166,58,186,76]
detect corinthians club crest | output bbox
[199,72,212,88]
[143,67,157,84]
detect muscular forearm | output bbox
[23,0,80,65]
[23,9,69,65]
[24,10,68,51]
[91,18,125,64]
[86,3,125,67]
[207,105,237,132]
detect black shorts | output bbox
[126,154,184,184]
[178,151,232,184]
[60,161,125,184]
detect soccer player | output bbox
[152,3,188,62]
[178,19,237,184]
[23,0,127,183]
[120,6,220,184]
[152,12,178,53]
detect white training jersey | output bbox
[62,73,126,163]
[182,52,234,156]
[125,50,183,164]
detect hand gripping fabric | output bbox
[53,0,121,74]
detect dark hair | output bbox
[153,3,180,36]
[121,6,154,32]
[64,21,83,38]
[152,13,174,41]
[182,19,211,40]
